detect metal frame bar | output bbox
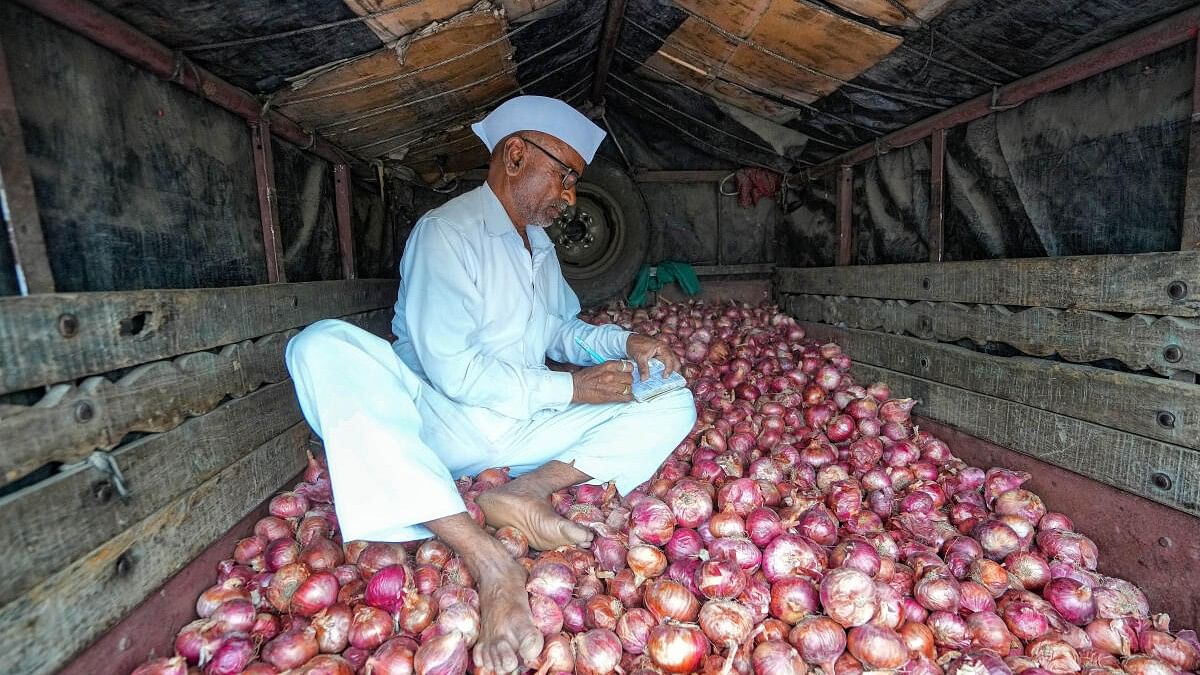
[250,121,286,283]
[812,5,1200,175]
[591,0,627,104]
[837,165,853,265]
[928,128,946,263]
[0,34,54,295]
[12,0,350,166]
[333,164,356,280]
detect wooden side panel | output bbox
[850,363,1200,517]
[786,294,1200,375]
[0,279,397,395]
[0,423,310,675]
[0,381,300,607]
[775,253,1200,317]
[795,321,1200,450]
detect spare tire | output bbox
[547,156,649,306]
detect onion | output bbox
[413,631,469,675]
[752,640,808,675]
[131,657,188,675]
[362,638,415,675]
[527,560,576,607]
[1086,618,1138,657]
[270,491,310,519]
[1140,629,1200,670]
[529,592,563,636]
[666,479,716,528]
[584,594,624,631]
[1006,551,1052,591]
[665,528,704,561]
[790,616,847,674]
[312,603,351,654]
[630,496,676,545]
[769,577,819,624]
[1093,576,1150,619]
[348,605,393,650]
[647,623,710,673]
[415,540,452,568]
[700,599,755,650]
[696,557,748,599]
[365,564,407,612]
[914,568,961,613]
[209,598,255,634]
[256,516,294,542]
[609,567,647,608]
[1027,636,1081,673]
[533,633,575,674]
[848,624,908,670]
[357,542,406,579]
[968,611,1019,653]
[204,635,256,675]
[820,568,878,627]
[398,593,437,635]
[495,526,528,558]
[763,534,827,582]
[899,622,936,660]
[644,579,701,622]
[1124,655,1179,675]
[266,562,311,613]
[617,607,657,654]
[291,571,338,617]
[628,544,668,581]
[1044,577,1097,625]
[263,627,320,670]
[562,598,587,633]
[927,611,971,649]
[574,628,623,675]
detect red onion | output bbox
[1027,636,1081,673]
[204,635,256,675]
[291,571,338,616]
[1140,629,1200,670]
[529,592,564,636]
[746,508,784,547]
[574,628,624,675]
[718,478,766,516]
[752,640,808,675]
[348,605,393,650]
[252,612,282,642]
[630,496,676,545]
[763,534,828,582]
[209,598,256,633]
[196,578,250,617]
[709,508,748,538]
[527,560,576,607]
[994,489,1047,524]
[1123,655,1179,675]
[1044,577,1097,625]
[848,624,908,670]
[647,623,710,673]
[665,528,704,561]
[616,607,656,654]
[131,657,188,675]
[356,542,406,579]
[365,564,408,612]
[415,539,451,568]
[831,539,882,577]
[270,491,310,519]
[1039,512,1074,532]
[256,516,294,542]
[413,631,468,675]
[820,568,878,627]
[363,638,415,675]
[968,610,1019,653]
[769,577,819,623]
[914,568,961,612]
[644,579,700,622]
[312,603,351,654]
[797,506,839,546]
[495,525,528,558]
[1093,576,1150,619]
[398,593,436,635]
[900,622,937,661]
[1086,618,1138,657]
[790,615,847,674]
[584,594,624,631]
[627,544,668,581]
[266,562,311,613]
[960,580,998,613]
[708,535,762,572]
[927,611,971,649]
[975,520,1022,561]
[700,599,756,648]
[296,515,333,548]
[609,567,647,608]
[1006,551,1052,591]
[263,627,320,670]
[666,479,715,528]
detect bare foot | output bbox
[476,484,594,551]
[473,554,544,674]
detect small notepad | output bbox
[630,358,688,403]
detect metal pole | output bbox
[928,128,947,263]
[251,121,286,283]
[333,164,357,280]
[837,165,853,266]
[591,0,628,104]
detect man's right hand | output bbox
[571,360,635,404]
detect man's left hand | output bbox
[626,333,682,381]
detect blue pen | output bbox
[574,335,607,364]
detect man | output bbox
[285,96,696,674]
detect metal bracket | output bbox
[64,451,130,500]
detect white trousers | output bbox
[285,319,697,542]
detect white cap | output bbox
[471,95,606,164]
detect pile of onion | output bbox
[131,300,1193,675]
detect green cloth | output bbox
[627,261,701,307]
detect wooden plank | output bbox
[0,35,55,294]
[849,363,1200,518]
[0,278,397,395]
[928,128,946,263]
[785,294,1200,376]
[0,422,309,675]
[634,170,734,183]
[775,252,1200,317]
[837,165,853,265]
[693,263,776,276]
[0,380,300,606]
[0,308,386,482]
[251,120,286,283]
[794,320,1200,450]
[1178,33,1200,250]
[334,163,357,280]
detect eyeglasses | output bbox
[519,135,580,190]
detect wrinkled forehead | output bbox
[523,130,586,175]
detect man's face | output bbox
[510,133,586,229]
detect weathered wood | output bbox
[837,165,853,265]
[795,320,1200,450]
[252,119,286,283]
[776,252,1200,317]
[0,278,397,395]
[0,422,309,675]
[0,308,387,483]
[785,294,1200,375]
[1181,33,1200,250]
[0,35,55,294]
[0,379,302,607]
[928,128,946,263]
[850,363,1200,518]
[693,264,776,276]
[334,163,358,280]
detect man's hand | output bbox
[626,333,682,381]
[571,360,635,404]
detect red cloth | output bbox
[735,167,781,207]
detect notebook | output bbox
[630,358,688,403]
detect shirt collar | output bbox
[479,182,556,251]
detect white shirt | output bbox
[391,183,632,445]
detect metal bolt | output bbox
[1151,472,1173,491]
[58,313,79,338]
[919,356,931,369]
[92,481,114,504]
[1163,344,1183,363]
[921,277,932,290]
[1167,280,1188,301]
[74,400,94,423]
[919,316,933,332]
[1156,411,1176,429]
[1158,536,1173,548]
[115,552,134,577]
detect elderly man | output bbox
[284,96,696,674]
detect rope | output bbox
[882,0,1021,79]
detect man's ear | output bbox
[502,136,525,176]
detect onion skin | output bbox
[820,568,878,627]
[752,640,808,675]
[132,657,189,675]
[413,630,469,675]
[574,628,624,675]
[644,579,701,623]
[848,624,909,670]
[647,623,710,673]
[769,577,819,624]
[616,607,657,654]
[262,627,320,670]
[790,615,847,673]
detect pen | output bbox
[574,335,607,364]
